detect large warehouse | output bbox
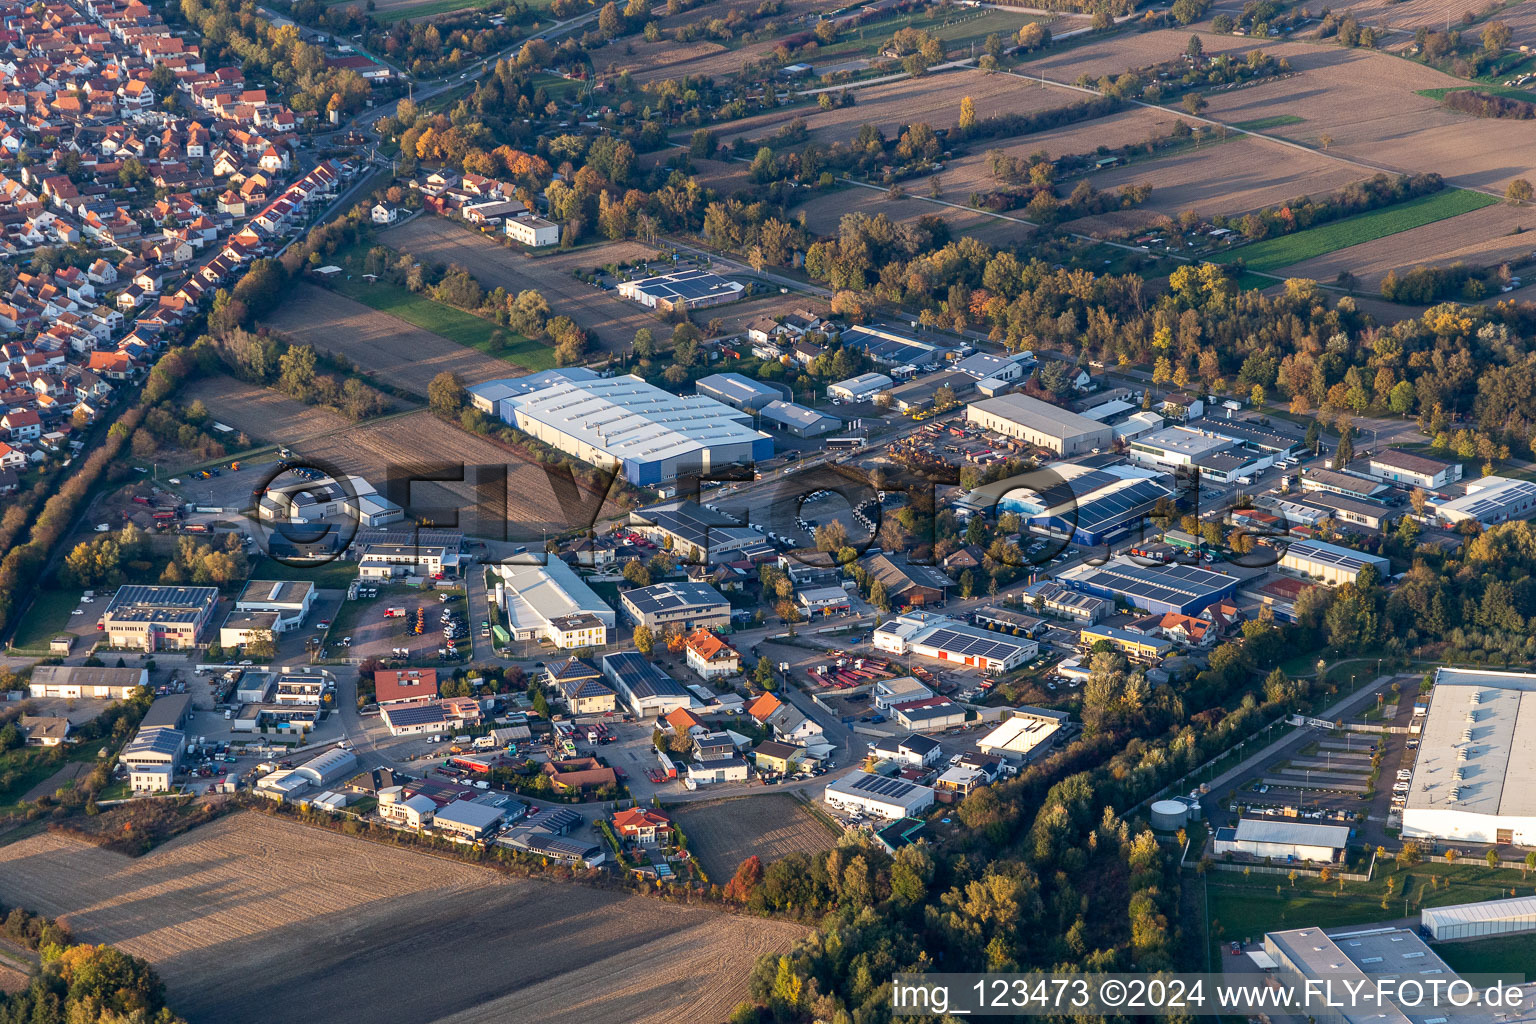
[695,372,790,411]
[100,585,220,651]
[1401,668,1536,846]
[824,771,936,819]
[1060,557,1238,615]
[874,612,1038,672]
[493,559,615,649]
[1212,818,1350,862]
[1280,539,1391,586]
[495,370,773,486]
[1435,475,1536,527]
[1422,895,1536,940]
[967,393,1112,456]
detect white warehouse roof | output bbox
[1232,817,1349,849]
[1422,895,1536,933]
[1406,670,1536,819]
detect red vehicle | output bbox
[152,511,175,521]
[132,495,151,505]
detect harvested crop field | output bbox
[1061,135,1365,233]
[181,374,369,446]
[0,813,807,1024]
[385,218,662,350]
[715,69,1085,148]
[291,409,618,539]
[1272,199,1536,288]
[931,105,1189,199]
[795,184,1034,245]
[674,795,837,881]
[264,284,522,398]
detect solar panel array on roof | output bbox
[851,773,921,798]
[1286,541,1376,571]
[1450,478,1536,521]
[1064,479,1171,533]
[384,703,446,726]
[920,628,1029,662]
[1071,559,1231,608]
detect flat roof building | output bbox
[233,579,314,632]
[621,581,730,631]
[432,799,505,841]
[630,499,770,565]
[1436,476,1536,527]
[1280,539,1391,586]
[874,612,1037,673]
[28,665,147,699]
[1299,467,1393,501]
[498,371,773,486]
[1129,425,1234,470]
[1401,668,1536,847]
[101,585,219,651]
[1080,623,1175,662]
[824,770,935,819]
[966,393,1112,456]
[977,709,1067,762]
[1060,557,1237,615]
[494,559,614,650]
[1212,818,1350,862]
[617,268,744,311]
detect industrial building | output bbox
[977,708,1067,762]
[630,500,773,565]
[617,268,744,310]
[1422,895,1536,940]
[1212,818,1350,862]
[1059,557,1238,615]
[1079,623,1175,662]
[874,612,1038,672]
[231,580,314,632]
[503,213,559,247]
[1262,925,1493,1024]
[621,581,730,631]
[837,324,939,367]
[828,372,893,401]
[121,726,185,793]
[354,542,456,580]
[879,370,972,413]
[695,373,791,411]
[1436,476,1536,527]
[493,559,614,649]
[431,799,506,841]
[1401,668,1536,847]
[219,609,280,650]
[254,473,403,527]
[755,400,842,438]
[1368,448,1461,490]
[100,585,220,651]
[966,393,1113,456]
[28,666,147,699]
[824,771,936,819]
[975,466,1174,548]
[1280,539,1391,586]
[1024,580,1110,623]
[889,695,967,731]
[494,370,774,486]
[602,651,695,717]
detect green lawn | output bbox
[1232,114,1305,131]
[1206,860,1528,951]
[1213,190,1500,274]
[10,589,83,652]
[1418,85,1536,104]
[1432,934,1536,979]
[248,556,362,590]
[330,274,555,372]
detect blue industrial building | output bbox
[1061,557,1237,615]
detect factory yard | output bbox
[0,813,807,1024]
[263,284,522,398]
[673,795,838,881]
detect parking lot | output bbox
[331,588,473,667]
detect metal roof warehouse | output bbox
[1061,557,1237,615]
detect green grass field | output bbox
[1432,934,1536,979]
[1232,114,1305,131]
[329,242,555,372]
[1419,84,1536,104]
[1213,190,1500,274]
[249,556,363,590]
[1206,859,1529,952]
[10,589,82,652]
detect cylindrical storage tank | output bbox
[1150,799,1188,831]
